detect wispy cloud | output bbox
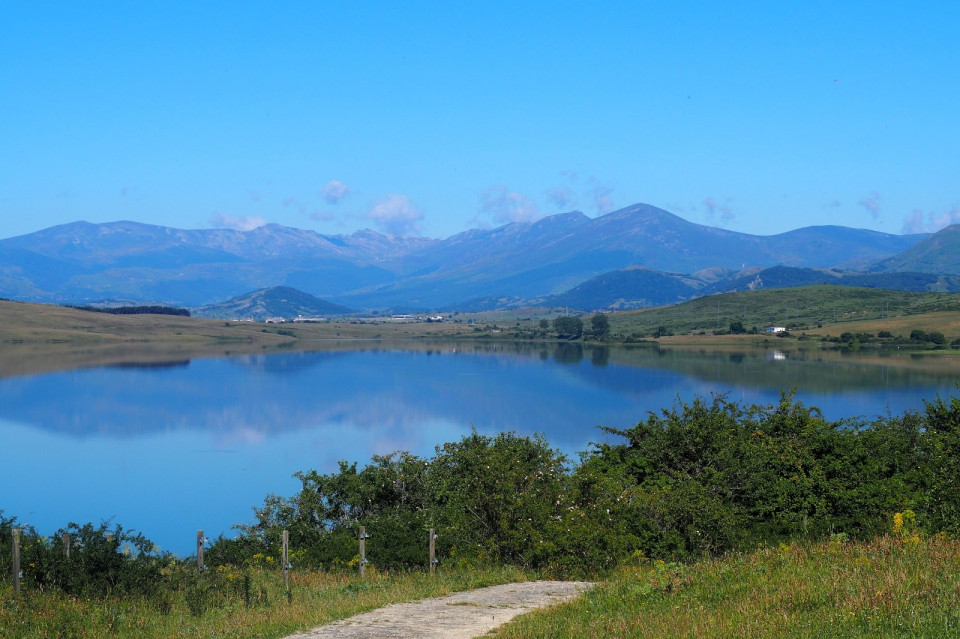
[474,186,540,226]
[702,196,735,224]
[310,209,338,222]
[858,191,881,221]
[209,212,267,231]
[589,180,615,214]
[545,186,578,210]
[902,205,960,233]
[546,172,615,216]
[282,196,309,215]
[321,180,350,204]
[365,194,423,235]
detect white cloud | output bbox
[702,196,735,224]
[310,209,338,222]
[902,205,960,233]
[365,194,423,235]
[475,186,540,226]
[321,180,350,204]
[209,212,267,231]
[545,186,578,210]
[858,191,881,220]
[590,182,615,214]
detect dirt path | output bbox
[281,580,594,639]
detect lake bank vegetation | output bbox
[213,391,960,573]
[3,391,960,636]
[5,286,960,378]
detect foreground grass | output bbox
[495,535,960,638]
[0,565,530,638]
[6,536,957,638]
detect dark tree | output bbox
[590,314,610,337]
[553,316,583,339]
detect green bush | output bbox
[20,521,164,597]
[211,390,960,575]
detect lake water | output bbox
[2,341,958,555]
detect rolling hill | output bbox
[192,286,353,320]
[869,224,960,275]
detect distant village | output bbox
[237,313,449,324]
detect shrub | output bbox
[20,521,165,597]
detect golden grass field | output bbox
[0,299,487,376]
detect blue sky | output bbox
[2,2,958,240]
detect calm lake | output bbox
[2,340,958,555]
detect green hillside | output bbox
[545,266,698,310]
[194,286,353,320]
[608,285,960,337]
[872,224,960,274]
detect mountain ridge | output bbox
[0,204,937,313]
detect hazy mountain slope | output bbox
[701,266,843,294]
[535,264,960,312]
[0,221,412,305]
[0,206,930,310]
[0,220,434,263]
[332,204,925,309]
[765,226,928,270]
[869,224,960,274]
[704,266,960,296]
[543,267,700,311]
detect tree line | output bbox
[204,391,960,576]
[71,305,191,316]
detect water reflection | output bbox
[1,341,957,554]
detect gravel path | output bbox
[281,580,594,639]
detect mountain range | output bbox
[1,203,956,316]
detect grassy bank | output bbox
[609,286,960,341]
[0,299,479,377]
[0,564,529,639]
[4,534,957,638]
[495,533,960,638]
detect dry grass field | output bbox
[0,300,523,376]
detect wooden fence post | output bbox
[429,528,437,576]
[12,528,21,595]
[197,530,205,574]
[62,532,70,558]
[282,529,290,587]
[358,526,368,578]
